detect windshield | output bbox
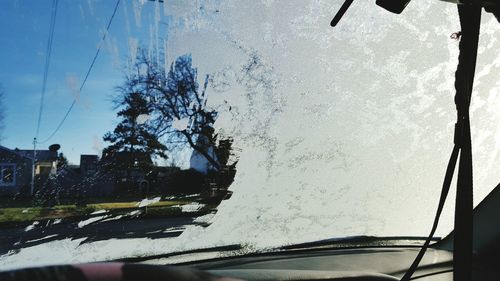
[0,0,499,270]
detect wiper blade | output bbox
[279,236,441,251]
[112,244,243,263]
[111,236,440,264]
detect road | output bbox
[0,215,207,256]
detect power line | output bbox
[31,0,59,195]
[38,0,121,144]
[35,0,58,140]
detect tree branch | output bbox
[180,130,220,171]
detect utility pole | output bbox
[30,137,37,196]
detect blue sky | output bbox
[0,0,167,164]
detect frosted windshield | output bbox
[0,0,499,270]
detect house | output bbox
[100,151,154,195]
[149,165,180,193]
[0,145,34,197]
[189,134,219,175]
[16,144,60,177]
[80,154,98,176]
[13,144,61,196]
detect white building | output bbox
[189,135,219,175]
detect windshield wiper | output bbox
[330,0,354,27]
[279,236,440,251]
[113,236,439,265]
[112,244,242,263]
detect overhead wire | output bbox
[35,0,59,140]
[38,0,121,144]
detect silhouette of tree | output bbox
[56,152,68,170]
[123,50,220,170]
[103,91,168,170]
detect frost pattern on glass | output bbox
[164,0,500,249]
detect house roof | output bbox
[115,151,152,163]
[0,145,34,160]
[80,155,99,162]
[102,151,153,164]
[16,149,57,162]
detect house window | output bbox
[0,164,16,186]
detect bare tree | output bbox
[123,50,220,170]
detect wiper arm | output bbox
[330,0,354,27]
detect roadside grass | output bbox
[0,207,42,223]
[0,200,192,224]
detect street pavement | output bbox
[0,215,205,256]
